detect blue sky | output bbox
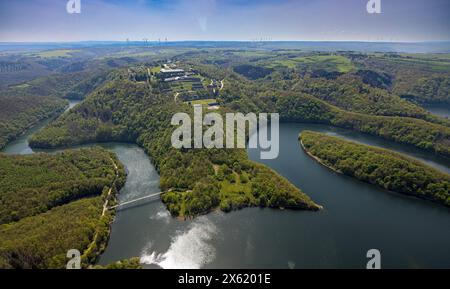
[0,0,449,42]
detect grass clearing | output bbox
[293,55,356,72]
[187,98,217,106]
[149,66,162,73]
[266,59,299,69]
[232,51,273,58]
[12,83,31,89]
[32,49,79,58]
[172,82,193,91]
[264,54,356,72]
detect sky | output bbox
[0,0,449,42]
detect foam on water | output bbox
[149,209,171,223]
[140,217,218,269]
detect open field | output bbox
[186,98,217,106]
[29,49,80,58]
[265,54,356,72]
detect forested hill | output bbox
[0,68,112,150]
[0,94,67,150]
[349,53,450,105]
[29,70,321,217]
[218,52,450,126]
[289,74,450,127]
[275,93,450,157]
[0,54,124,150]
[219,74,450,158]
[0,148,126,268]
[300,131,450,207]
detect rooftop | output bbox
[160,68,185,73]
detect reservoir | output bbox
[425,104,450,119]
[100,123,450,269]
[2,108,450,269]
[1,100,81,155]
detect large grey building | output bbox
[159,68,185,78]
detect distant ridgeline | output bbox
[220,54,450,158]
[300,131,450,207]
[0,148,126,269]
[1,48,449,154]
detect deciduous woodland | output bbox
[27,49,450,217]
[0,148,126,268]
[29,72,321,217]
[0,95,67,150]
[300,131,450,206]
[1,45,449,269]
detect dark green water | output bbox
[3,110,450,268]
[425,104,450,119]
[101,123,450,269]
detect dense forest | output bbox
[0,68,111,100]
[29,70,321,217]
[403,75,450,104]
[349,53,450,105]
[0,94,67,150]
[0,148,126,268]
[275,93,450,157]
[0,67,111,150]
[219,80,450,157]
[3,47,450,215]
[290,74,448,125]
[300,131,450,206]
[223,51,450,110]
[2,48,449,154]
[209,56,450,157]
[0,50,147,151]
[1,45,448,270]
[28,50,450,215]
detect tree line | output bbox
[0,148,126,268]
[300,131,450,207]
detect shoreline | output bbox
[0,105,66,151]
[299,137,343,175]
[299,133,450,208]
[85,155,125,268]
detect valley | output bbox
[1,42,449,269]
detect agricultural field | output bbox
[29,49,80,59]
[266,54,356,72]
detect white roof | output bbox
[160,68,184,73]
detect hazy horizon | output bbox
[1,0,449,42]
[2,40,450,44]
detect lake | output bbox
[425,104,450,119]
[100,123,450,269]
[3,109,450,269]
